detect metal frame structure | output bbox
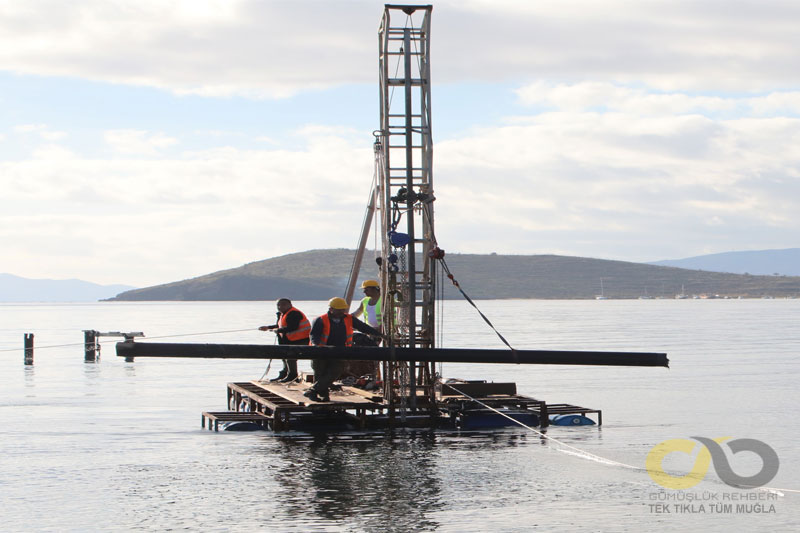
[376,5,436,414]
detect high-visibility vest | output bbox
[279,307,311,341]
[360,296,382,328]
[317,313,353,346]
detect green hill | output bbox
[108,249,800,301]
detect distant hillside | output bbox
[0,273,136,302]
[108,249,800,301]
[109,249,361,301]
[650,248,800,276]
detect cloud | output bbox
[14,123,68,140]
[31,144,76,160]
[433,86,800,260]
[3,3,800,286]
[516,82,800,117]
[104,129,178,155]
[4,102,800,284]
[0,0,375,98]
[2,1,800,97]
[0,127,373,284]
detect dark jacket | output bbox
[270,309,309,345]
[310,312,381,346]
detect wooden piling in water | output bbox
[83,330,98,362]
[24,333,34,365]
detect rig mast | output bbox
[377,5,436,413]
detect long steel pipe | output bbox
[116,342,668,367]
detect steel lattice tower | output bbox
[377,5,436,412]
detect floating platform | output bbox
[201,411,271,432]
[201,378,602,432]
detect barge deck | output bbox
[202,379,602,432]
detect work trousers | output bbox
[311,358,345,394]
[278,337,307,376]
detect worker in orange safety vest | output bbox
[304,297,382,402]
[259,298,310,383]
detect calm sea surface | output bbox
[1,300,798,532]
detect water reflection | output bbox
[269,431,442,532]
[83,362,101,378]
[260,428,556,531]
[124,362,137,378]
[24,365,35,389]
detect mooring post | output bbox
[83,330,99,362]
[121,333,138,362]
[539,401,549,428]
[24,333,34,365]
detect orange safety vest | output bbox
[316,313,354,346]
[279,307,311,341]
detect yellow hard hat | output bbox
[361,279,380,289]
[328,297,349,310]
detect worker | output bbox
[352,279,382,329]
[304,297,383,402]
[349,279,383,379]
[258,298,310,383]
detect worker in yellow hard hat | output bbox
[352,280,382,329]
[350,279,384,380]
[304,296,383,403]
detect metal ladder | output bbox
[378,5,437,410]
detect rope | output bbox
[258,360,274,382]
[414,202,514,351]
[0,341,88,353]
[436,261,444,378]
[144,328,256,340]
[446,384,800,495]
[0,328,259,354]
[439,257,516,351]
[446,384,636,468]
[257,334,280,380]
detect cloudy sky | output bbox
[2,0,799,286]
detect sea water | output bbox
[0,300,798,532]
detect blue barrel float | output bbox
[549,414,595,426]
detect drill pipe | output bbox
[116,342,668,367]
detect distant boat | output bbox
[675,284,689,299]
[639,287,653,300]
[595,279,608,300]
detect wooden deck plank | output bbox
[244,380,385,409]
[340,385,383,402]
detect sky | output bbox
[2,0,800,287]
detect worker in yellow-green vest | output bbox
[352,279,382,329]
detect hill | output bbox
[0,273,136,302]
[107,249,359,301]
[107,249,800,301]
[650,248,800,276]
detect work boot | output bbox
[283,360,298,381]
[303,389,322,402]
[320,393,330,402]
[269,370,287,383]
